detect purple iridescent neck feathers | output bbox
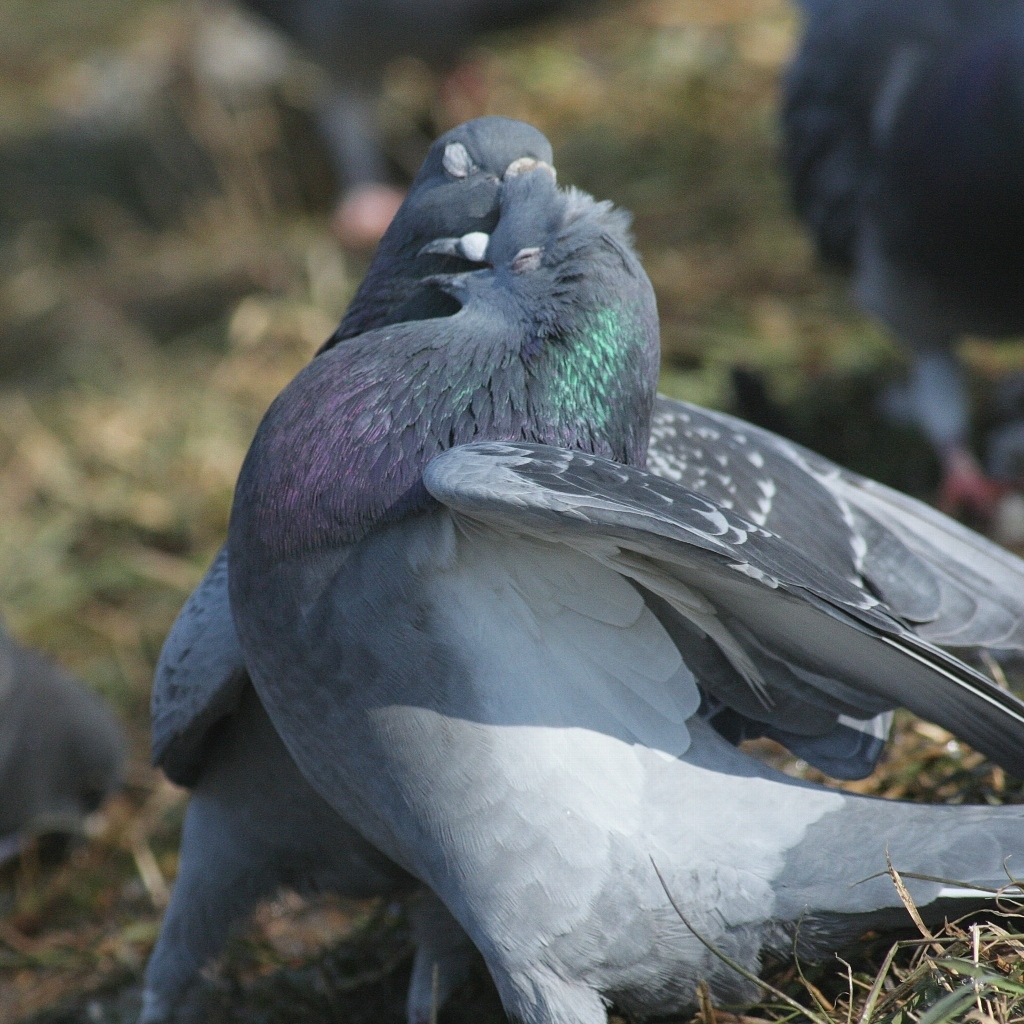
[231,169,659,560]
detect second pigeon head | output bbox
[327,116,556,344]
[420,165,661,462]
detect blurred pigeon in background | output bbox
[140,117,552,1024]
[783,0,1024,520]
[0,622,125,865]
[238,0,588,244]
[227,162,1024,1023]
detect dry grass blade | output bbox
[886,850,945,957]
[651,855,832,1024]
[835,956,855,1024]
[856,940,901,1024]
[699,979,719,1024]
[430,959,439,1024]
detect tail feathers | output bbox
[772,795,1024,958]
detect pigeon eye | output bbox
[511,247,543,273]
[443,142,478,179]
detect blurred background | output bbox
[2,0,1023,1020]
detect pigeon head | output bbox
[325,117,556,345]
[231,166,658,560]
[424,166,658,389]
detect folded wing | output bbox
[150,545,249,786]
[424,441,1024,778]
[650,397,1024,651]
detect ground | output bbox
[1,1,1024,1021]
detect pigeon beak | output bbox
[419,237,463,257]
[503,157,557,183]
[418,231,491,263]
[421,270,478,294]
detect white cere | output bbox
[443,142,478,178]
[504,156,557,182]
[459,231,490,261]
[511,246,544,273]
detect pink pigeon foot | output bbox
[938,446,1008,523]
[332,184,407,248]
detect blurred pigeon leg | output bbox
[939,444,1007,520]
[332,183,407,246]
[405,888,477,1024]
[318,87,405,245]
[906,349,1004,519]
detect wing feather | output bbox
[650,397,1024,651]
[425,442,1024,777]
[150,545,249,786]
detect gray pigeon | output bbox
[151,116,552,787]
[227,164,1024,1024]
[160,114,1024,789]
[0,623,125,864]
[238,0,586,242]
[783,0,1024,517]
[140,117,552,1024]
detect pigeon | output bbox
[147,115,1024,1019]
[227,162,1024,1023]
[140,117,552,1024]
[157,124,1024,793]
[238,0,584,243]
[782,0,1024,518]
[151,116,552,787]
[139,683,474,1024]
[0,623,125,864]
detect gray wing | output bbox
[150,545,249,787]
[423,441,1024,777]
[650,397,1024,650]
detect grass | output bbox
[0,0,1023,1021]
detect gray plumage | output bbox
[0,624,125,863]
[141,117,554,1024]
[148,117,1024,1023]
[225,161,1024,1024]
[141,685,472,1024]
[150,116,553,790]
[646,396,1024,778]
